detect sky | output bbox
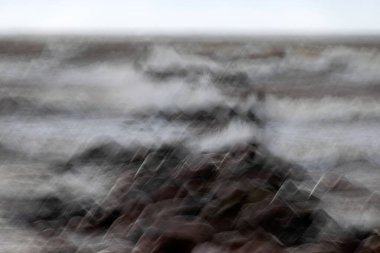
[0,0,380,34]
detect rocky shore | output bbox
[1,36,380,253]
[7,141,379,253]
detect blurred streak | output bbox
[0,35,380,252]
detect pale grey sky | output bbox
[1,0,380,34]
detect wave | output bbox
[259,95,380,123]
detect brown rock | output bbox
[154,218,215,243]
[356,231,380,253]
[236,199,292,230]
[152,236,196,253]
[192,242,230,253]
[287,242,338,253]
[236,229,286,253]
[150,182,182,202]
[213,231,250,249]
[138,199,187,219]
[106,213,135,237]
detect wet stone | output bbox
[212,231,250,250]
[192,242,229,253]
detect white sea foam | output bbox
[190,120,260,152]
[259,95,380,123]
[264,120,380,168]
[143,46,221,72]
[260,95,380,168]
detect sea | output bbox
[1,35,380,251]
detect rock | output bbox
[272,180,319,208]
[302,209,349,244]
[192,242,229,253]
[132,227,162,253]
[201,183,247,231]
[213,231,250,250]
[119,189,152,220]
[236,198,316,246]
[236,199,291,230]
[153,218,215,243]
[138,199,188,219]
[17,195,91,228]
[274,210,314,246]
[351,230,380,253]
[125,219,153,244]
[175,160,219,182]
[287,242,338,253]
[106,170,135,202]
[152,237,196,253]
[135,144,187,177]
[41,236,78,253]
[106,214,136,238]
[19,137,366,252]
[85,208,121,230]
[150,181,182,202]
[236,229,286,253]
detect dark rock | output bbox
[119,189,152,220]
[274,210,314,246]
[192,242,229,253]
[153,218,215,243]
[213,231,250,250]
[124,219,152,243]
[86,208,121,230]
[150,181,182,202]
[17,194,122,234]
[287,242,338,253]
[138,199,188,219]
[135,144,188,177]
[175,161,219,182]
[201,184,247,231]
[302,209,349,243]
[356,231,380,253]
[236,199,292,233]
[272,180,319,207]
[106,214,136,238]
[152,237,196,253]
[25,196,65,222]
[42,236,78,253]
[236,229,286,253]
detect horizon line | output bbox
[1,28,380,37]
